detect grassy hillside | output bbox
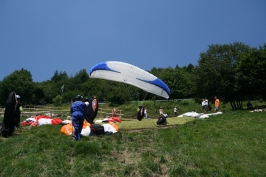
[1,110,266,176]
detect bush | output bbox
[52,95,62,106]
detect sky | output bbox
[0,1,266,82]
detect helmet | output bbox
[16,95,21,99]
[76,95,83,100]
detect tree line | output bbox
[0,42,265,110]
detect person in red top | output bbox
[112,107,117,117]
[214,96,220,112]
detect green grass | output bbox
[1,110,266,176]
[113,117,195,130]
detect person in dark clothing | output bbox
[1,92,19,137]
[84,96,98,124]
[137,105,144,121]
[84,98,93,124]
[84,98,89,106]
[247,101,253,110]
[71,95,86,140]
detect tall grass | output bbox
[1,110,266,176]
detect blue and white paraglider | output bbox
[89,61,171,99]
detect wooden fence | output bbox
[0,106,124,118]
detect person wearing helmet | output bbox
[84,96,98,124]
[70,95,86,140]
[15,95,22,128]
[84,98,89,106]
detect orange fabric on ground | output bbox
[60,120,91,136]
[60,122,73,135]
[111,123,119,132]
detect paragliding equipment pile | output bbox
[137,105,145,121]
[156,114,168,125]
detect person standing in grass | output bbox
[71,95,86,140]
[174,106,177,117]
[214,96,220,112]
[204,98,209,112]
[159,106,164,116]
[144,108,148,119]
[112,107,117,117]
[15,95,23,128]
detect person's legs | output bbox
[72,115,82,140]
[204,105,208,112]
[78,118,84,135]
[72,126,76,140]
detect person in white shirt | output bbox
[144,108,148,119]
[202,99,205,111]
[204,98,209,112]
[174,106,177,116]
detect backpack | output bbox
[157,116,167,125]
[85,98,98,124]
[137,106,144,121]
[90,124,105,136]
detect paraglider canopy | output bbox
[89,61,171,99]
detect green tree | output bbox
[0,69,35,105]
[150,65,195,99]
[159,67,185,99]
[53,95,62,106]
[237,43,266,101]
[48,70,69,103]
[66,69,89,96]
[180,64,196,98]
[51,70,69,83]
[195,42,251,110]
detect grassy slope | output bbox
[1,110,266,176]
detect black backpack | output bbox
[157,116,167,125]
[137,106,144,121]
[85,98,98,124]
[90,124,105,136]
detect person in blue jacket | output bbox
[71,95,86,140]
